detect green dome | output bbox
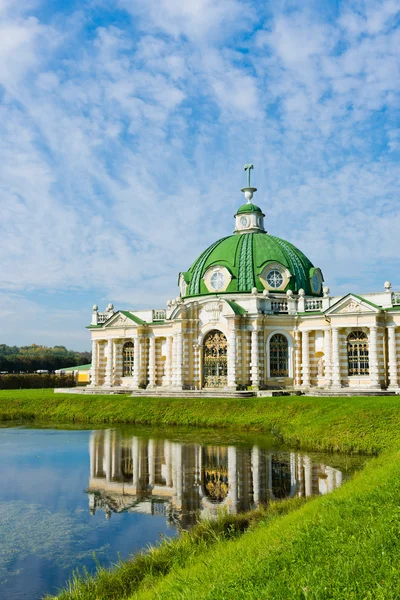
[236,203,263,214]
[182,232,323,297]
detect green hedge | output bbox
[0,374,76,389]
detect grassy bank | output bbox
[3,389,400,599]
[2,388,400,453]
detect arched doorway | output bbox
[203,330,228,388]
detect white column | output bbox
[324,329,332,387]
[251,328,260,388]
[335,470,343,488]
[301,330,310,388]
[171,334,177,386]
[294,330,302,387]
[331,327,341,388]
[104,338,113,386]
[148,335,156,388]
[228,446,237,512]
[175,332,183,388]
[369,326,380,388]
[388,326,399,389]
[90,339,98,386]
[227,327,237,388]
[164,336,172,386]
[133,336,140,387]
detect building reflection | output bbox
[88,430,344,529]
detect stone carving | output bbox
[339,300,362,313]
[204,302,223,323]
[108,315,128,327]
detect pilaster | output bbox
[301,330,310,388]
[133,336,140,388]
[369,325,380,389]
[388,326,399,389]
[104,338,113,387]
[227,322,237,389]
[250,327,260,388]
[331,327,341,388]
[90,339,98,386]
[323,329,332,387]
[163,335,172,386]
[147,335,156,388]
[294,329,302,388]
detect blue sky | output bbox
[0,0,399,350]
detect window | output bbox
[269,334,289,377]
[347,331,369,376]
[266,269,284,289]
[210,271,225,291]
[123,341,134,376]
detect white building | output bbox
[87,167,400,395]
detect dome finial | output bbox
[241,164,257,203]
[244,163,254,187]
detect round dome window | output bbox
[210,271,225,291]
[266,269,284,289]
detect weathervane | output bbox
[243,164,254,187]
[241,163,257,203]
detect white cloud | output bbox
[0,0,399,348]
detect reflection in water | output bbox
[88,431,344,529]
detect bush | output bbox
[0,374,76,389]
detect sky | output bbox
[0,0,399,350]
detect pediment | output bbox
[325,294,380,316]
[103,311,141,328]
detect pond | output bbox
[0,425,365,600]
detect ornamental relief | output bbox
[107,315,129,327]
[199,302,226,326]
[339,301,362,314]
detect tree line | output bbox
[0,344,91,373]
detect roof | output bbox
[57,364,91,372]
[120,310,145,325]
[184,232,321,297]
[236,203,263,214]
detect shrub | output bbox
[0,374,76,389]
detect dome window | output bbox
[203,266,232,293]
[259,262,291,292]
[309,268,323,295]
[266,270,284,289]
[210,271,225,291]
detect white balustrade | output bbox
[305,299,323,311]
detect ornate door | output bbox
[203,330,228,388]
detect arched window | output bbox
[347,331,369,376]
[122,341,134,376]
[269,334,289,377]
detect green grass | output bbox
[2,388,400,453]
[3,389,400,599]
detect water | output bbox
[0,426,364,600]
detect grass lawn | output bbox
[2,389,400,599]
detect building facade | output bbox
[87,171,400,394]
